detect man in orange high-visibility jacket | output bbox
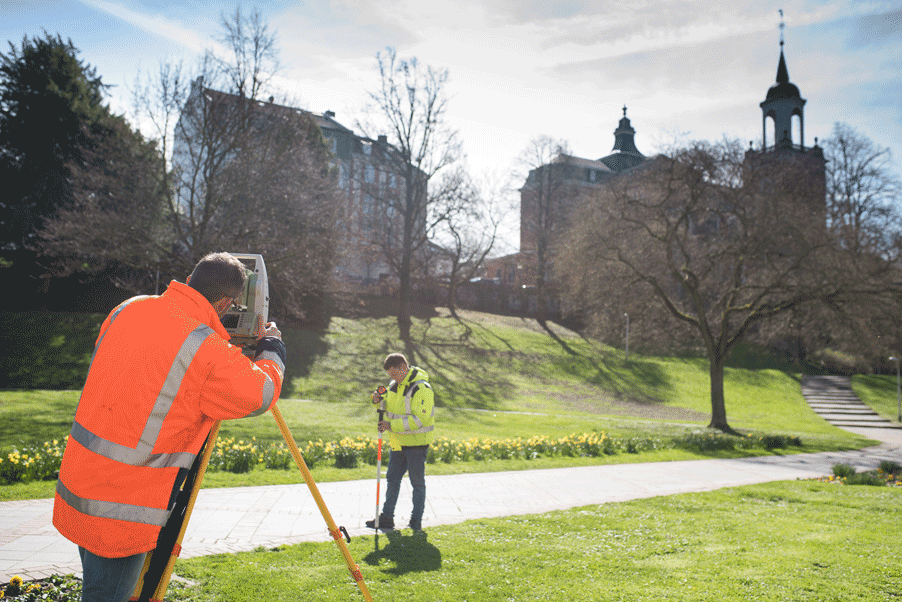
[53,252,287,602]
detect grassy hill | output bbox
[0,307,876,500]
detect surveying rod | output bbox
[372,386,387,548]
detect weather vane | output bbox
[779,9,785,47]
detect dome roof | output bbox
[766,81,801,100]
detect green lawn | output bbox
[164,479,902,602]
[2,309,895,600]
[0,308,874,501]
[852,374,902,424]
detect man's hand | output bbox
[377,421,390,433]
[256,315,282,340]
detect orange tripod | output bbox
[130,405,374,601]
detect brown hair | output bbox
[188,252,248,304]
[383,353,408,371]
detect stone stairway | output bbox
[801,375,902,429]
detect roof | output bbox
[553,153,613,171]
[196,82,354,133]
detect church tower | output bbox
[760,12,807,150]
[747,12,825,220]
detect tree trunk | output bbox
[707,353,731,431]
[398,268,412,341]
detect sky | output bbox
[2,0,900,252]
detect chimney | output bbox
[377,134,387,144]
[325,110,336,118]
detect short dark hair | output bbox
[383,353,408,371]
[188,252,248,304]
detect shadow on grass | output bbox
[411,312,679,413]
[405,316,520,411]
[363,530,441,575]
[0,312,103,390]
[725,343,825,374]
[281,328,329,382]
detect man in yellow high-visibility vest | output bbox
[366,352,435,531]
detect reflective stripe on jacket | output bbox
[53,281,285,558]
[384,367,435,448]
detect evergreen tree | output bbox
[0,32,107,250]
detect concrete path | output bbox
[2,423,901,584]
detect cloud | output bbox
[847,8,902,48]
[480,0,606,24]
[548,28,776,97]
[78,0,211,54]
[273,0,418,61]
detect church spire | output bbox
[776,9,790,84]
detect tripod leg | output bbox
[270,404,375,601]
[130,421,221,602]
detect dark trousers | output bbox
[381,445,428,525]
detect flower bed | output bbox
[0,439,66,485]
[1,574,81,600]
[1,429,812,482]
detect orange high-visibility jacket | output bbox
[53,281,285,558]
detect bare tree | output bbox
[428,168,502,315]
[41,6,339,318]
[824,122,901,255]
[358,47,462,339]
[560,139,901,431]
[216,5,279,101]
[516,135,572,317]
[125,7,339,318]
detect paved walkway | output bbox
[2,430,900,584]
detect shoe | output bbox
[407,521,422,531]
[366,514,394,530]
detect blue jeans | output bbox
[382,445,428,525]
[79,546,147,602]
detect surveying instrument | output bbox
[130,254,374,602]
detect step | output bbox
[813,408,879,416]
[807,402,874,409]
[829,421,902,429]
[810,404,876,414]
[818,414,892,424]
